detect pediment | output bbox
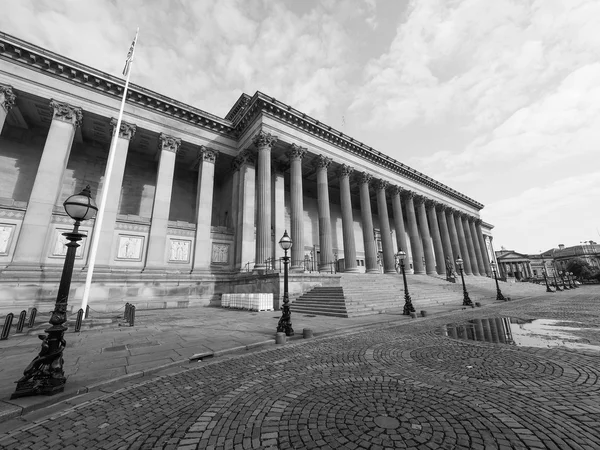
[497,251,529,261]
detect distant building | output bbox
[540,243,600,274]
[495,250,532,280]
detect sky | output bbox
[1,0,598,254]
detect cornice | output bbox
[233,92,484,210]
[0,32,235,137]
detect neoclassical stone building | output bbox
[0,32,497,312]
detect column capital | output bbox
[0,84,16,113]
[359,172,372,185]
[253,129,278,149]
[197,146,218,164]
[475,218,483,226]
[233,149,256,169]
[375,179,389,191]
[288,143,307,161]
[466,214,477,223]
[390,185,403,196]
[314,154,332,170]
[110,118,137,140]
[413,194,425,205]
[425,199,437,209]
[49,99,82,128]
[435,203,447,212]
[401,189,415,200]
[158,133,181,153]
[339,164,354,178]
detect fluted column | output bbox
[403,191,425,274]
[315,155,333,270]
[415,196,436,275]
[95,119,136,267]
[231,159,241,268]
[11,100,82,267]
[375,180,395,274]
[436,204,454,266]
[145,133,181,270]
[468,217,486,276]
[426,200,445,275]
[454,212,473,275]
[288,144,306,271]
[462,214,479,276]
[0,84,16,133]
[475,220,492,275]
[359,173,378,273]
[390,186,409,259]
[339,164,358,272]
[253,130,277,271]
[192,146,218,271]
[272,163,285,262]
[234,150,256,270]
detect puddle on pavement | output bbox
[437,318,600,352]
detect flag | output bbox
[122,31,138,77]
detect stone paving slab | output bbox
[1,287,598,449]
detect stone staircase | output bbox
[290,272,549,318]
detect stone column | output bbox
[390,186,409,257]
[253,130,277,271]
[426,200,445,275]
[339,164,358,272]
[192,146,218,272]
[375,179,395,274]
[95,119,136,267]
[454,212,473,275]
[272,163,285,263]
[288,144,306,271]
[235,150,256,270]
[415,196,436,275]
[359,173,378,273]
[0,84,16,133]
[11,100,82,267]
[144,133,181,270]
[436,204,454,267]
[475,220,492,275]
[462,215,479,276]
[468,217,486,276]
[315,155,333,271]
[231,159,241,268]
[446,209,462,268]
[403,191,425,274]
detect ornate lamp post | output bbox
[277,230,294,336]
[490,260,506,301]
[12,186,97,398]
[569,272,577,288]
[456,256,473,307]
[397,250,415,315]
[552,268,562,291]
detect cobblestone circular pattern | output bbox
[279,378,497,449]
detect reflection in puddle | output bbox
[438,318,600,352]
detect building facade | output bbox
[0,32,496,312]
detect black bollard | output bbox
[129,305,135,326]
[1,313,14,340]
[85,305,90,319]
[27,307,37,328]
[124,303,130,321]
[74,308,84,332]
[15,310,27,333]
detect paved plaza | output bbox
[1,288,599,449]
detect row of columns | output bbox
[0,87,219,272]
[499,261,533,279]
[232,131,491,276]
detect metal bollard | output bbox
[74,308,84,332]
[28,307,37,328]
[129,305,135,326]
[85,305,90,319]
[1,313,14,340]
[124,303,131,321]
[15,310,27,333]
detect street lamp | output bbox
[277,230,294,336]
[12,186,97,398]
[456,256,473,307]
[490,261,506,301]
[569,272,577,288]
[541,268,553,293]
[552,269,562,291]
[397,250,415,315]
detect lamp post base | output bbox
[403,293,415,316]
[463,293,473,307]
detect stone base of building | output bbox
[0,268,341,316]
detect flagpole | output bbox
[81,28,139,315]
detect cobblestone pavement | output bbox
[1,288,599,449]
